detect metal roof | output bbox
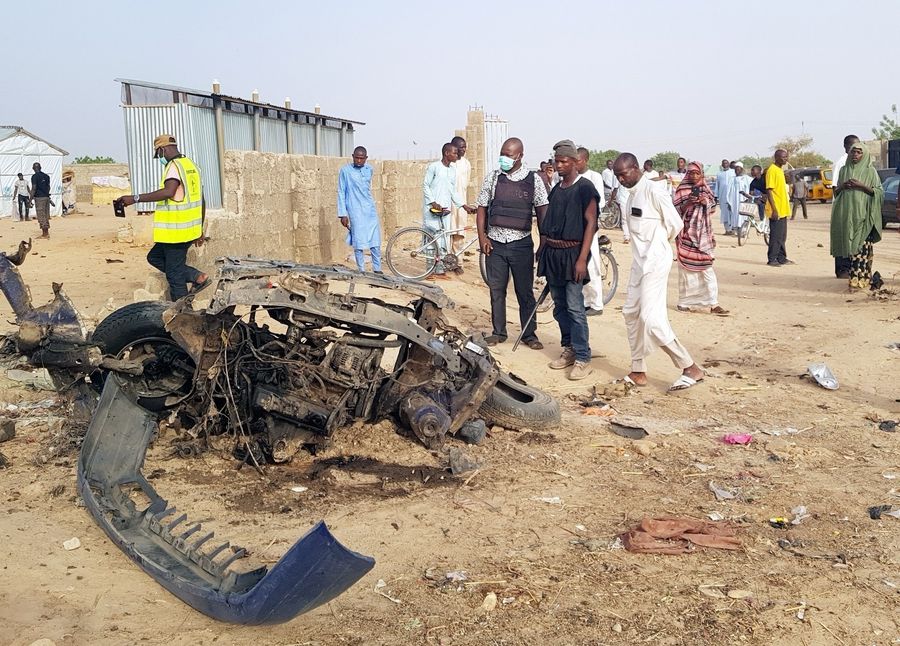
[0,125,69,155]
[115,78,365,125]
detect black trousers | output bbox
[791,197,807,219]
[16,195,30,219]
[147,241,202,300]
[767,217,788,264]
[834,256,851,277]
[485,236,538,341]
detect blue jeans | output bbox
[423,210,450,273]
[549,281,590,362]
[353,247,382,272]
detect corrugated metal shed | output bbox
[259,118,287,154]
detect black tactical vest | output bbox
[488,172,535,230]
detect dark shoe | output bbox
[585,308,603,317]
[373,270,384,275]
[191,274,212,293]
[524,338,544,350]
[766,262,781,267]
[779,259,795,265]
[484,335,506,346]
[836,272,850,279]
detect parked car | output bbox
[792,167,833,203]
[880,169,899,228]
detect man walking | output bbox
[715,159,736,234]
[538,140,599,381]
[765,149,792,267]
[831,134,859,278]
[117,134,208,299]
[13,173,31,221]
[612,153,704,391]
[422,142,474,280]
[476,137,547,349]
[29,163,51,238]
[576,147,607,316]
[338,146,382,273]
[791,173,808,220]
[450,136,471,255]
[602,158,630,243]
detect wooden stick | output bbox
[816,621,845,645]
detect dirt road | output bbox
[0,204,898,645]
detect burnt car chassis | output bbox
[0,243,559,625]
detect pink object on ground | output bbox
[722,433,753,445]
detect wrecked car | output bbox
[0,242,559,624]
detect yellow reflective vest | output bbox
[154,156,203,243]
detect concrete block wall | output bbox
[64,163,129,203]
[194,151,428,269]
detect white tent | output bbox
[0,126,68,218]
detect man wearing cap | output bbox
[727,161,750,231]
[538,139,599,381]
[117,134,209,299]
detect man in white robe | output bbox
[612,153,704,391]
[450,136,471,254]
[715,159,736,234]
[576,147,608,315]
[601,158,630,243]
[727,161,751,230]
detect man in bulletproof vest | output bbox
[475,137,549,349]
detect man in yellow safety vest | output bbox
[118,133,209,299]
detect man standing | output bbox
[476,137,548,350]
[338,146,381,273]
[667,157,687,190]
[538,140,599,381]
[765,149,792,267]
[449,136,471,254]
[13,173,30,221]
[715,159,736,234]
[791,173,808,220]
[643,159,655,178]
[602,158,630,243]
[831,134,859,278]
[117,134,208,299]
[29,163,51,238]
[612,153,704,391]
[727,162,751,229]
[576,147,608,316]
[422,143,474,279]
[747,165,767,220]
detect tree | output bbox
[738,154,768,170]
[872,104,900,140]
[650,151,681,172]
[770,135,831,168]
[587,149,620,172]
[74,155,116,164]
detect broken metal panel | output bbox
[78,378,375,624]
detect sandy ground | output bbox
[0,203,898,646]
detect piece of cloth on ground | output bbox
[621,516,742,554]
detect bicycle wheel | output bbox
[737,217,750,247]
[761,220,770,246]
[599,202,621,229]
[599,248,619,305]
[386,226,440,279]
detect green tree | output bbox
[650,151,681,172]
[738,154,768,169]
[771,135,831,168]
[872,104,900,140]
[587,149,620,172]
[74,155,116,164]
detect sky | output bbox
[3,1,896,167]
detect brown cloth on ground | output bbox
[621,516,742,555]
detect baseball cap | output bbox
[153,134,177,157]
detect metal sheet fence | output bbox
[223,112,254,151]
[290,123,316,154]
[259,118,287,154]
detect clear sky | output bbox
[3,1,895,166]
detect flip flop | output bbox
[191,275,212,293]
[709,306,729,316]
[614,375,644,387]
[668,374,703,392]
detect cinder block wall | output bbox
[63,163,130,203]
[194,151,428,267]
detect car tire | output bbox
[478,372,560,431]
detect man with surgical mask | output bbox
[475,137,548,349]
[117,133,209,300]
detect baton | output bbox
[512,284,550,352]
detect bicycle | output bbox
[386,217,486,280]
[599,193,622,229]
[479,234,619,313]
[736,198,770,247]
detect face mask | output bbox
[158,157,168,167]
[498,155,516,172]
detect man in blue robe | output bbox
[338,146,382,272]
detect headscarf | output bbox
[673,161,716,258]
[830,143,883,257]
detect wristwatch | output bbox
[133,193,141,203]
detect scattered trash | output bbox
[722,433,753,445]
[583,405,616,417]
[574,524,587,532]
[868,505,893,520]
[698,585,727,599]
[480,592,498,612]
[611,623,623,633]
[778,538,846,562]
[531,496,562,505]
[0,418,14,443]
[607,537,625,551]
[289,486,308,493]
[632,439,657,456]
[707,511,725,522]
[0,451,8,469]
[115,223,135,244]
[883,579,898,589]
[609,418,648,440]
[445,571,468,583]
[708,481,737,501]
[769,517,789,529]
[6,368,56,391]
[104,258,125,264]
[457,419,487,445]
[796,603,807,621]
[373,579,402,604]
[791,505,810,525]
[878,420,897,433]
[807,363,838,390]
[62,537,81,551]
[883,472,899,480]
[572,537,606,552]
[620,516,742,554]
[885,342,900,351]
[727,589,753,600]
[447,446,481,476]
[693,462,714,473]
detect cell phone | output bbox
[690,187,701,197]
[113,199,126,218]
[631,207,642,217]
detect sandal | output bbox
[614,375,644,387]
[709,306,729,316]
[676,305,692,312]
[668,374,703,392]
[191,274,212,293]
